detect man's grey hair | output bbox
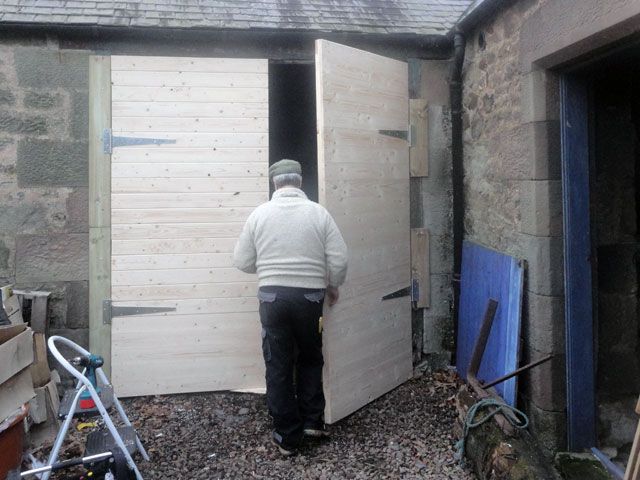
[273,173,302,189]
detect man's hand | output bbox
[327,286,339,306]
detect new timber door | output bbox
[316,40,412,423]
[109,56,269,396]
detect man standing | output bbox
[233,159,348,456]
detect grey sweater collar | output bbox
[272,187,308,200]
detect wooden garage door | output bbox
[110,56,269,396]
[316,40,412,423]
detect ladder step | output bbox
[58,385,114,419]
[85,426,138,456]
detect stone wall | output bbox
[461,0,640,453]
[0,35,91,348]
[461,0,566,452]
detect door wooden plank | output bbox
[112,282,258,301]
[112,177,268,193]
[112,207,254,225]
[110,55,268,396]
[111,163,266,178]
[316,40,411,423]
[111,267,253,287]
[112,86,268,103]
[112,223,244,240]
[112,147,267,164]
[111,56,268,73]
[111,70,268,87]
[112,192,266,209]
[112,102,268,118]
[112,238,238,255]
[112,116,268,133]
[112,252,235,271]
[106,132,268,148]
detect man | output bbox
[233,159,348,456]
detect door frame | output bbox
[88,55,113,376]
[560,72,597,451]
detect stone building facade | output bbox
[0,36,91,348]
[460,0,640,453]
[0,4,458,385]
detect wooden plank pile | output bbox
[0,286,59,436]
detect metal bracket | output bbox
[378,125,415,146]
[102,128,176,154]
[102,300,176,325]
[381,280,420,303]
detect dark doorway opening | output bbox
[269,63,318,202]
[590,54,640,467]
[563,42,640,461]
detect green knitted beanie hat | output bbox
[269,159,302,179]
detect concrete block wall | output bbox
[408,59,454,368]
[0,37,91,350]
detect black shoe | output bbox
[272,433,297,456]
[303,424,330,438]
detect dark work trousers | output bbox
[258,286,325,448]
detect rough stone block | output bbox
[65,187,89,233]
[522,291,564,354]
[520,180,563,236]
[17,139,88,187]
[70,89,89,140]
[523,234,564,296]
[15,48,89,88]
[15,234,89,282]
[521,69,560,123]
[520,345,566,411]
[0,238,10,270]
[0,111,47,135]
[525,120,561,180]
[65,281,89,329]
[0,89,16,106]
[524,399,567,453]
[0,201,48,234]
[23,91,62,109]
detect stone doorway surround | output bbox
[516,0,640,452]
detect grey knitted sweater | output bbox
[233,187,348,289]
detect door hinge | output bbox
[102,300,176,325]
[381,279,419,303]
[102,128,176,154]
[378,125,416,146]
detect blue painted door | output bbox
[561,74,596,451]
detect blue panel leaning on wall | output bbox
[456,241,524,406]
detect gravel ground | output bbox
[38,370,476,479]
